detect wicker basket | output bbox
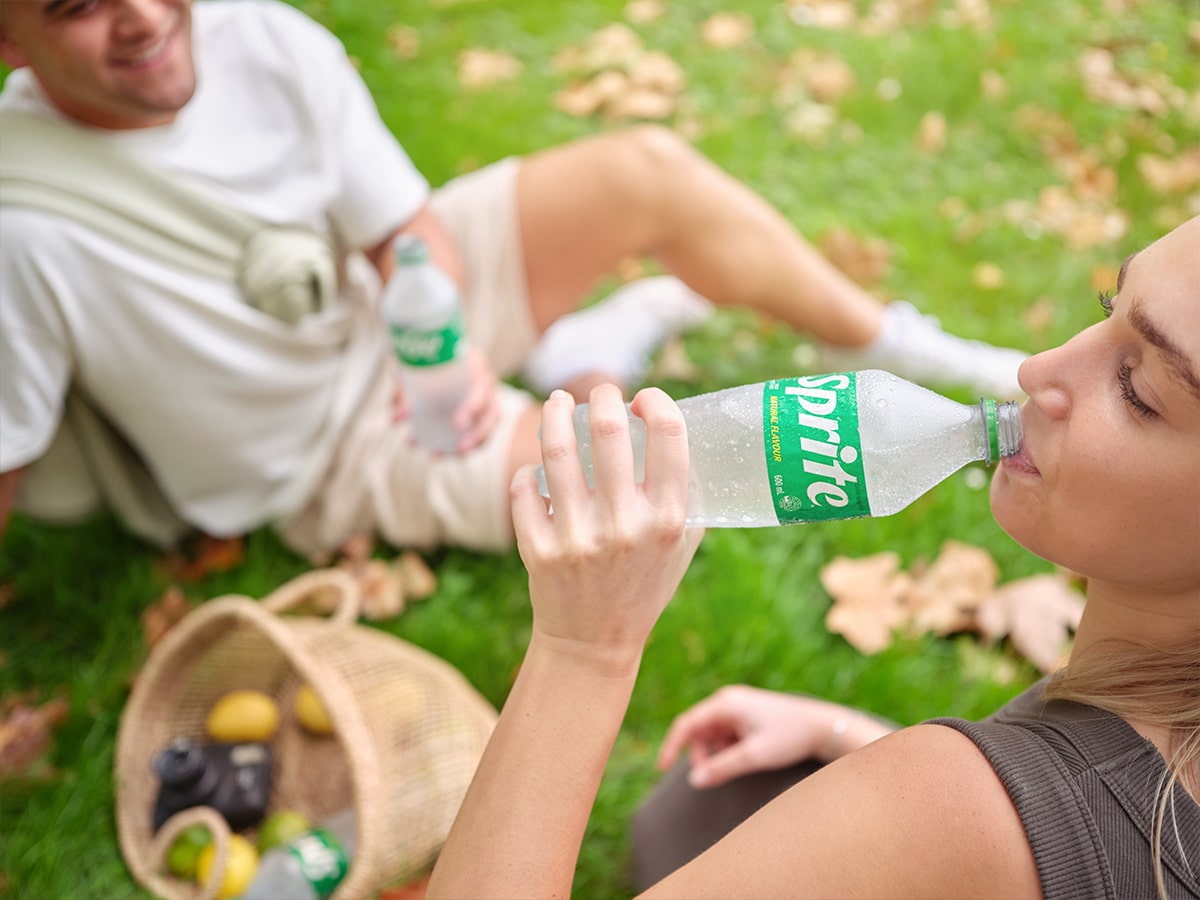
[114,569,497,900]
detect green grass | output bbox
[2,0,1197,896]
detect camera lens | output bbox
[153,736,206,788]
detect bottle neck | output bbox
[975,399,1023,465]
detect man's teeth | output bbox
[126,36,168,65]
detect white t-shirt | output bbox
[0,0,429,533]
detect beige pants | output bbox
[278,158,539,556]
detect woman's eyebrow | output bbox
[1129,295,1200,403]
[1116,252,1137,292]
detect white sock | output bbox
[815,301,1028,399]
[522,276,714,395]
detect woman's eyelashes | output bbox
[1118,362,1158,419]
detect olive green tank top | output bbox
[932,679,1199,899]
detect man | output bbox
[0,0,1026,555]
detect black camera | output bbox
[151,735,273,831]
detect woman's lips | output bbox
[1002,444,1040,476]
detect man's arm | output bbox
[364,202,464,290]
[0,467,24,544]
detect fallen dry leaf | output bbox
[702,12,755,48]
[904,541,999,636]
[625,0,665,24]
[0,695,69,776]
[607,87,677,121]
[980,69,1008,100]
[1089,263,1120,294]
[141,586,190,647]
[572,23,644,74]
[1077,47,1183,117]
[819,227,892,289]
[357,559,405,621]
[1138,148,1200,195]
[975,574,1084,673]
[787,0,857,31]
[780,50,856,105]
[821,553,913,654]
[457,48,522,91]
[940,0,993,32]
[159,535,245,582]
[783,100,838,145]
[972,261,1005,290]
[1021,296,1056,337]
[397,551,438,601]
[629,51,686,94]
[386,24,420,61]
[917,111,948,154]
[650,336,702,382]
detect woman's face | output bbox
[991,217,1200,595]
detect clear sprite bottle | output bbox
[535,370,1023,526]
[383,235,471,453]
[241,807,356,900]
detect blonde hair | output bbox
[1043,639,1200,898]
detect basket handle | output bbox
[260,568,361,624]
[148,806,231,900]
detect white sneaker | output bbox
[522,276,715,395]
[815,301,1028,399]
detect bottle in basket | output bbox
[535,369,1023,526]
[384,234,471,453]
[241,807,356,900]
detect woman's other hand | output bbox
[657,686,895,788]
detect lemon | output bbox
[165,824,212,880]
[293,684,333,735]
[257,808,311,854]
[205,690,280,743]
[196,834,258,899]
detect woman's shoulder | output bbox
[645,723,1041,899]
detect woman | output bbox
[427,218,1199,898]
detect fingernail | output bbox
[549,389,570,401]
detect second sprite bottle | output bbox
[383,235,470,453]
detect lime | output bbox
[257,808,312,854]
[165,824,212,880]
[196,834,258,899]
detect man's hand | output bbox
[451,346,502,452]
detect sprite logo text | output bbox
[286,828,348,899]
[762,373,871,523]
[391,314,463,367]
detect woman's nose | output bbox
[1018,346,1072,421]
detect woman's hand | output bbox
[657,686,894,788]
[510,384,704,676]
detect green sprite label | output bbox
[285,828,348,899]
[762,373,870,524]
[390,313,463,367]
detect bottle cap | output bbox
[980,398,1023,464]
[394,234,429,266]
